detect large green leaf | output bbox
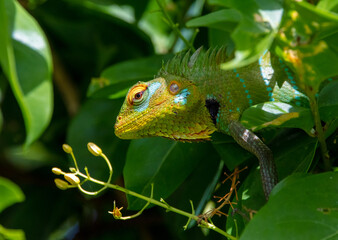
[186,9,241,32]
[221,0,284,70]
[31,0,153,92]
[0,75,4,133]
[0,0,53,146]
[0,177,25,213]
[0,177,25,239]
[211,132,256,170]
[272,133,318,178]
[66,0,150,23]
[240,172,338,240]
[226,131,318,236]
[0,109,2,133]
[124,138,218,210]
[88,54,172,98]
[165,157,223,234]
[0,225,25,240]
[188,0,283,69]
[208,28,234,50]
[275,1,338,93]
[317,0,338,12]
[318,80,338,122]
[212,142,252,171]
[138,0,175,53]
[241,102,314,134]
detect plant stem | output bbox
[76,172,236,239]
[156,0,196,51]
[308,95,331,171]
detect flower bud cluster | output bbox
[52,167,81,190]
[53,142,110,196]
[109,202,123,219]
[52,143,83,190]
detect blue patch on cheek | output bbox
[135,81,161,112]
[174,88,190,105]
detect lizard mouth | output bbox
[115,111,216,141]
[114,117,141,139]
[164,130,214,142]
[114,123,140,139]
[114,108,160,139]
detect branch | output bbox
[52,143,237,240]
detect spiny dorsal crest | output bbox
[158,46,231,79]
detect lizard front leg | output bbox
[228,121,278,200]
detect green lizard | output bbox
[114,47,307,199]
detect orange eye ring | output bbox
[127,84,148,106]
[169,81,180,94]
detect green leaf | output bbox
[221,0,283,70]
[211,132,252,170]
[227,131,318,236]
[241,102,314,133]
[317,0,338,12]
[325,118,338,139]
[88,54,172,98]
[186,9,241,32]
[221,32,275,70]
[4,141,59,171]
[208,28,234,50]
[240,102,314,134]
[0,75,4,133]
[208,0,230,7]
[138,0,174,53]
[0,225,25,240]
[0,0,53,146]
[212,142,252,170]
[0,177,25,213]
[188,160,223,225]
[0,109,3,133]
[276,1,338,93]
[47,216,78,240]
[226,166,264,237]
[165,157,223,232]
[318,80,338,122]
[124,138,218,210]
[240,172,338,240]
[68,0,150,23]
[273,133,318,178]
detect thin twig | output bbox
[308,94,331,170]
[156,0,196,51]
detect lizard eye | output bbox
[134,92,143,100]
[127,84,148,106]
[169,81,180,94]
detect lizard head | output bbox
[114,75,216,141]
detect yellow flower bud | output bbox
[64,173,81,185]
[54,178,70,190]
[87,142,102,156]
[69,167,76,173]
[62,144,73,153]
[52,167,63,175]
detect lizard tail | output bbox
[228,121,278,200]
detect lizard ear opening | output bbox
[169,81,180,95]
[205,98,220,125]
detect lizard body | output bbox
[114,47,307,199]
